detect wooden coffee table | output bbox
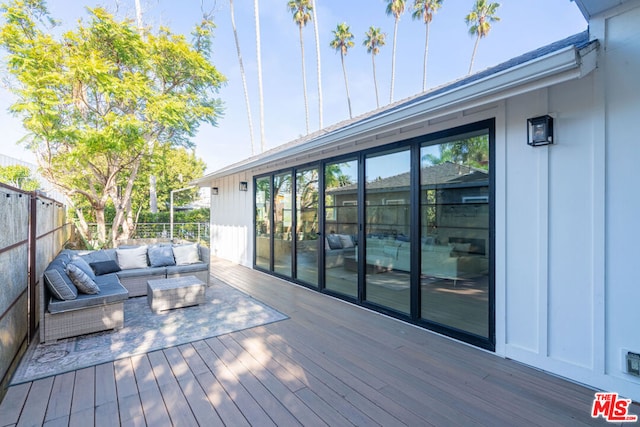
[147,276,206,313]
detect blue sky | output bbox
[0,0,587,173]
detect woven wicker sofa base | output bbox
[43,302,124,343]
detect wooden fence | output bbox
[0,183,70,400]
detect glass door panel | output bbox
[420,131,490,338]
[364,149,411,314]
[296,167,319,286]
[324,160,358,297]
[255,177,271,270]
[273,172,293,277]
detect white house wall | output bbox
[503,2,640,402]
[603,2,640,399]
[210,174,253,266]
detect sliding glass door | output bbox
[364,148,411,314]
[324,159,358,297]
[273,172,293,277]
[296,167,319,286]
[420,130,491,338]
[255,177,271,270]
[254,120,493,348]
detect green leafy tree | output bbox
[423,136,489,169]
[287,0,313,134]
[385,0,406,103]
[0,1,225,247]
[363,26,386,108]
[465,0,500,75]
[0,164,40,190]
[412,0,443,91]
[330,22,354,119]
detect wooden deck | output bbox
[0,258,624,426]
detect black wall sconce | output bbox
[527,115,554,146]
[239,181,248,192]
[211,187,219,195]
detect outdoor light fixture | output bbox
[211,187,219,195]
[239,181,248,192]
[527,115,554,146]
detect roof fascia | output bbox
[195,43,592,186]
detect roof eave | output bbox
[194,40,597,187]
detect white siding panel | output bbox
[504,92,546,353]
[547,76,596,368]
[604,6,640,391]
[210,174,253,266]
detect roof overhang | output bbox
[571,0,631,19]
[195,37,598,186]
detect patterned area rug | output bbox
[11,279,288,385]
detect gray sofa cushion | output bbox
[116,266,167,279]
[44,263,78,301]
[166,262,208,276]
[81,250,112,265]
[48,279,128,314]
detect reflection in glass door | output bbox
[364,149,411,314]
[273,172,292,277]
[420,131,490,338]
[324,160,358,297]
[296,167,319,286]
[255,177,271,270]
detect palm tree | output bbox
[287,0,313,135]
[255,0,266,152]
[363,26,386,108]
[385,0,406,103]
[330,23,354,119]
[230,0,255,154]
[465,0,500,75]
[412,0,443,92]
[311,0,323,130]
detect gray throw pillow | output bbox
[71,256,96,280]
[90,260,121,275]
[326,234,343,250]
[148,245,176,267]
[66,263,100,294]
[44,268,78,300]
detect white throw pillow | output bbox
[173,244,200,265]
[116,245,149,270]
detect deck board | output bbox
[0,258,619,426]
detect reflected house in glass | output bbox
[325,161,490,302]
[196,0,640,404]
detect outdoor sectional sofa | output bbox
[40,243,210,343]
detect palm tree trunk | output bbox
[311,0,323,129]
[390,17,398,103]
[469,34,480,75]
[299,26,310,135]
[372,54,379,108]
[341,52,352,119]
[254,0,265,152]
[230,0,255,154]
[423,22,430,92]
